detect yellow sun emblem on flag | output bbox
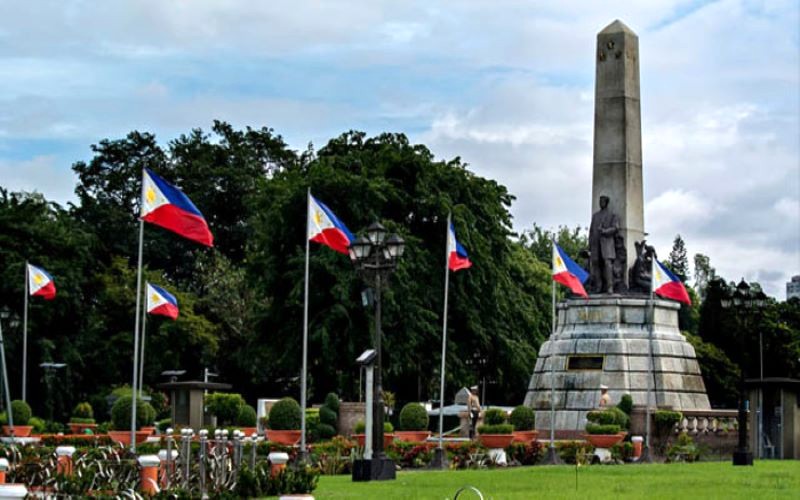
[314,210,323,226]
[655,270,662,282]
[556,256,564,268]
[151,293,160,304]
[146,187,156,204]
[33,274,44,285]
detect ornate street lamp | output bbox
[349,221,405,481]
[720,278,768,466]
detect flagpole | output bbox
[435,213,452,466]
[300,188,311,460]
[139,294,147,399]
[0,315,14,435]
[130,217,145,451]
[641,257,656,463]
[542,239,561,465]
[22,262,29,402]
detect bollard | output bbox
[181,428,194,485]
[55,446,76,476]
[138,455,160,495]
[268,452,289,477]
[632,436,644,459]
[0,458,8,484]
[158,449,179,488]
[249,434,257,470]
[0,484,27,499]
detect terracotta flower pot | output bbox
[394,431,431,443]
[512,430,539,444]
[584,432,626,449]
[107,430,151,446]
[352,433,395,448]
[140,426,156,436]
[266,430,302,446]
[68,423,98,435]
[478,434,515,449]
[236,427,258,437]
[2,425,33,437]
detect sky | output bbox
[1,0,798,298]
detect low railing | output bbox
[674,409,739,436]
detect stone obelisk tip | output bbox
[599,19,636,36]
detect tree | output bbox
[521,224,588,269]
[666,235,689,282]
[693,253,716,301]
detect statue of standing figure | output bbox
[589,195,622,294]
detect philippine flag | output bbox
[447,221,472,272]
[307,193,355,254]
[146,283,180,320]
[28,264,56,300]
[652,259,692,305]
[140,168,214,247]
[552,242,589,297]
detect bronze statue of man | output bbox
[589,195,620,293]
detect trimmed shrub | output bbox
[483,408,507,426]
[585,423,621,435]
[110,395,155,430]
[237,404,258,427]
[205,392,247,426]
[11,400,32,425]
[29,416,46,434]
[384,421,394,433]
[618,394,633,415]
[654,410,682,428]
[323,393,340,413]
[398,403,429,431]
[268,398,302,430]
[318,423,337,440]
[354,420,393,434]
[319,406,337,427]
[477,423,513,434]
[586,407,629,429]
[509,406,535,431]
[72,402,94,420]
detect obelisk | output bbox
[591,19,644,277]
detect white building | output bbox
[787,275,800,300]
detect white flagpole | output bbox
[300,188,311,458]
[139,289,148,399]
[437,213,452,454]
[0,315,14,433]
[130,208,145,451]
[22,262,29,402]
[643,257,656,461]
[550,240,556,452]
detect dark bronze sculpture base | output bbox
[352,458,396,481]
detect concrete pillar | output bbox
[0,458,8,484]
[158,449,179,487]
[0,484,27,499]
[268,452,289,477]
[592,19,644,275]
[138,455,160,495]
[55,446,76,476]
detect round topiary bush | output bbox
[398,403,429,431]
[617,394,633,415]
[110,395,155,430]
[509,405,535,431]
[319,406,337,427]
[318,423,337,440]
[323,392,340,413]
[11,400,32,425]
[205,392,246,426]
[483,408,507,426]
[268,397,302,430]
[354,420,366,434]
[72,402,94,420]
[237,404,257,427]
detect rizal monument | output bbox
[524,20,711,436]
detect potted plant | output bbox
[68,402,97,434]
[583,408,627,448]
[477,408,514,448]
[352,420,395,448]
[316,392,339,441]
[395,402,430,442]
[510,405,538,443]
[107,395,156,445]
[266,397,303,445]
[2,400,34,437]
[236,404,258,436]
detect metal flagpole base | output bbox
[540,445,562,465]
[428,447,449,469]
[634,446,655,464]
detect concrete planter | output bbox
[478,434,514,449]
[352,433,395,448]
[584,432,626,448]
[512,430,539,444]
[67,423,97,434]
[1,426,32,437]
[394,431,430,443]
[107,430,150,446]
[266,430,302,446]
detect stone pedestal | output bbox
[524,297,710,435]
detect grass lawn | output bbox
[310,461,800,499]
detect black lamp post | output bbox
[720,278,767,466]
[349,222,405,481]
